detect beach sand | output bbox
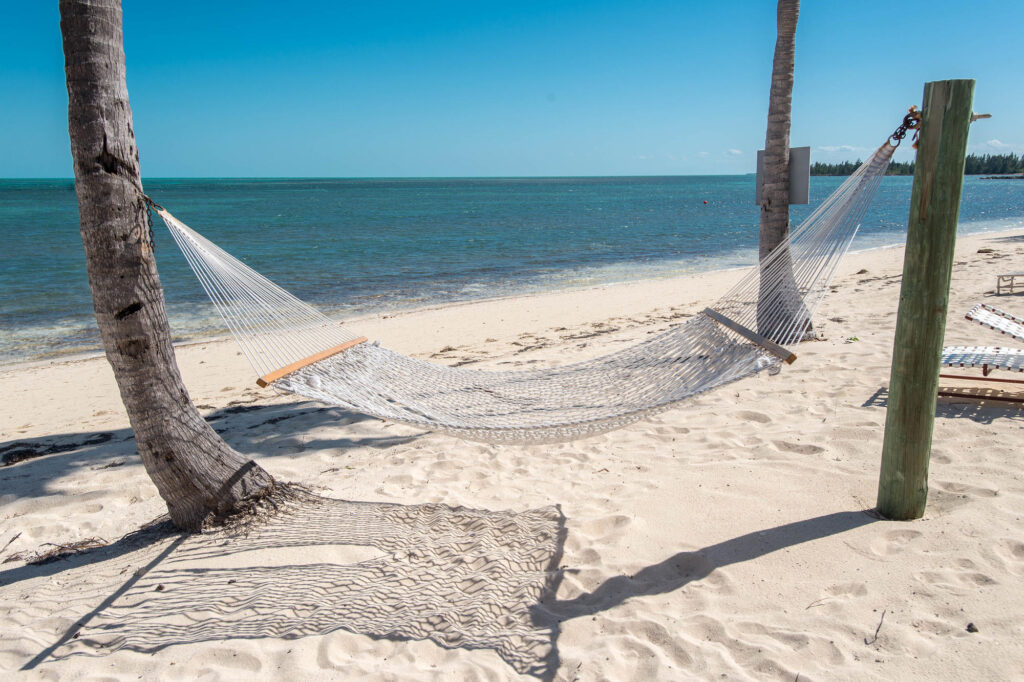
[1,229,1022,680]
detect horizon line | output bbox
[2,172,765,181]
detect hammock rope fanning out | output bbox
[159,141,896,442]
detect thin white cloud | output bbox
[726,149,743,156]
[697,151,710,158]
[968,139,1024,154]
[816,144,864,153]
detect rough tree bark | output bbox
[60,0,274,531]
[759,0,799,259]
[757,0,807,340]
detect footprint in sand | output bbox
[932,480,999,498]
[735,621,814,653]
[383,473,414,488]
[735,410,772,424]
[772,440,825,455]
[916,566,997,593]
[578,514,632,541]
[573,547,602,565]
[825,581,868,598]
[869,529,923,557]
[993,539,1024,576]
[911,617,959,639]
[803,582,868,613]
[1000,538,1024,560]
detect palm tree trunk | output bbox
[60,0,274,531]
[758,0,809,341]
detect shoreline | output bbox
[4,223,1023,373]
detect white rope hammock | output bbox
[157,141,896,442]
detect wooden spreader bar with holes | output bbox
[702,308,797,365]
[256,337,369,387]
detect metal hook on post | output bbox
[889,106,923,149]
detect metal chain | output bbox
[889,106,922,148]
[146,201,155,250]
[142,194,163,251]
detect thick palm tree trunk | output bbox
[758,0,808,341]
[760,0,799,259]
[60,0,274,531]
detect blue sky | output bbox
[2,1,1021,177]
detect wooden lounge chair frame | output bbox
[996,273,1024,296]
[939,345,1024,405]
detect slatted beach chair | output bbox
[939,346,1024,404]
[939,307,1024,404]
[965,303,1024,342]
[941,346,1024,377]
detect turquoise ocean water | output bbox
[1,175,1022,365]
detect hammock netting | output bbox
[160,142,895,442]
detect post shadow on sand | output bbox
[864,387,1023,425]
[8,484,877,681]
[0,400,421,502]
[530,509,877,679]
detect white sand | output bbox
[1,229,1023,680]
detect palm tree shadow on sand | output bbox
[8,488,875,680]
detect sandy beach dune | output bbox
[1,229,1022,680]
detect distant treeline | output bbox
[811,152,1024,176]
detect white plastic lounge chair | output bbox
[941,346,1024,375]
[965,303,1024,342]
[939,346,1024,404]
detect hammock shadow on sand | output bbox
[20,489,876,680]
[25,487,567,677]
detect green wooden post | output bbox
[877,79,975,520]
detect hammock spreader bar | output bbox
[702,308,797,364]
[256,336,370,387]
